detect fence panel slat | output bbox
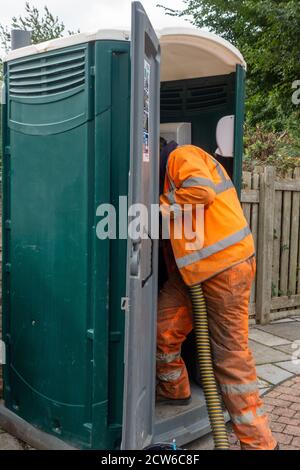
[298,212,300,294]
[275,181,300,191]
[272,190,282,297]
[241,190,259,204]
[250,173,260,307]
[242,172,252,225]
[297,169,300,296]
[280,171,292,296]
[256,167,275,324]
[271,294,300,310]
[289,168,300,295]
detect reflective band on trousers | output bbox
[176,226,252,268]
[257,406,266,417]
[220,381,258,395]
[156,352,181,364]
[231,411,254,425]
[157,369,183,382]
[232,406,266,425]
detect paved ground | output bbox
[187,316,300,450]
[1,316,300,450]
[229,375,300,450]
[187,373,300,451]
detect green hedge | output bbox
[243,116,300,175]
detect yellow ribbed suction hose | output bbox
[189,283,230,450]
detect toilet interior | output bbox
[154,73,235,445]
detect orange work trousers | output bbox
[156,257,277,450]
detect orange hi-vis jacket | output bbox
[160,145,255,286]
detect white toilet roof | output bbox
[159,28,246,80]
[4,27,246,80]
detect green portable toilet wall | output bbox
[0,81,3,177]
[1,10,247,450]
[2,35,132,450]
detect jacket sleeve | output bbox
[160,148,216,208]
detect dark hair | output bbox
[160,137,167,151]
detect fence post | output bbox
[256,166,275,324]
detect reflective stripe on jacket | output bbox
[160,145,255,285]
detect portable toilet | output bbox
[1,2,246,450]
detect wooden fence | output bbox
[242,166,300,324]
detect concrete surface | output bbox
[186,317,300,450]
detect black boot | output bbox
[156,395,192,406]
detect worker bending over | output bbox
[156,141,277,451]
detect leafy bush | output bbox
[243,113,300,175]
[159,0,300,132]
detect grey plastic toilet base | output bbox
[0,387,227,450]
[154,384,229,448]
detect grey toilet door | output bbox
[122,1,161,450]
